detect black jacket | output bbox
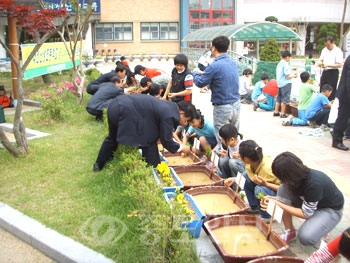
[86,70,116,95]
[86,82,124,112]
[108,94,180,152]
[337,55,350,103]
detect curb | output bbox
[0,202,114,263]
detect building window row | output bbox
[189,0,233,10]
[96,22,179,42]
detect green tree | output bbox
[316,23,339,52]
[252,38,281,84]
[265,16,278,23]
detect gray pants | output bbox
[277,184,343,246]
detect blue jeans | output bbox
[277,184,343,246]
[243,172,277,219]
[218,156,245,178]
[291,109,308,126]
[213,101,241,151]
[258,94,275,111]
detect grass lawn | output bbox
[0,72,199,262]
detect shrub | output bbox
[253,38,281,84]
[85,68,101,82]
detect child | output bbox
[148,83,163,98]
[305,227,350,263]
[306,84,333,129]
[239,68,254,104]
[217,123,245,186]
[183,109,216,156]
[251,73,269,103]
[163,53,193,103]
[224,140,280,221]
[0,85,12,108]
[253,79,278,111]
[310,60,317,80]
[139,77,152,94]
[262,152,344,245]
[282,72,316,126]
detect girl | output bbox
[262,152,344,245]
[217,124,245,189]
[183,109,216,156]
[224,140,280,221]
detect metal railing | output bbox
[180,47,257,75]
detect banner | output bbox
[22,41,84,80]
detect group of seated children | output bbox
[177,118,345,252]
[211,123,345,256]
[239,68,254,104]
[252,74,279,112]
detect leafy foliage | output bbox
[316,23,339,52]
[265,16,278,22]
[252,38,281,84]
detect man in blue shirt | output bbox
[306,84,333,129]
[273,51,298,118]
[192,35,240,151]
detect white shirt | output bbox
[319,45,343,69]
[239,76,252,95]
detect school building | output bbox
[93,0,349,56]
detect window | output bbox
[200,0,210,9]
[96,23,133,41]
[190,11,199,19]
[200,12,210,19]
[213,11,222,19]
[189,0,199,9]
[212,0,222,9]
[190,22,199,31]
[223,0,233,9]
[141,22,178,40]
[223,12,232,19]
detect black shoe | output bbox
[332,143,349,151]
[280,114,289,118]
[253,102,258,111]
[247,207,259,214]
[93,163,102,171]
[273,112,280,117]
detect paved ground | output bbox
[1,59,349,262]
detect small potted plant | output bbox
[106,49,113,62]
[153,161,183,192]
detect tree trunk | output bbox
[339,0,348,50]
[41,74,53,84]
[296,24,307,56]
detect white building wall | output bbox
[240,0,350,23]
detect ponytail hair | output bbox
[193,109,204,127]
[239,140,263,163]
[219,123,243,141]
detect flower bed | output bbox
[164,191,205,238]
[153,162,184,192]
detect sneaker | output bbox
[253,102,259,111]
[273,112,280,117]
[280,114,289,118]
[320,124,330,131]
[280,229,297,243]
[308,121,318,128]
[282,119,292,126]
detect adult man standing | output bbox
[86,65,126,95]
[273,51,298,118]
[93,96,195,171]
[192,35,240,150]
[332,55,350,151]
[319,36,343,101]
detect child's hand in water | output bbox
[231,151,240,159]
[219,149,227,157]
[224,177,235,188]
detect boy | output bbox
[282,71,316,126]
[306,84,333,129]
[254,79,278,111]
[139,77,152,94]
[239,68,253,104]
[163,53,193,103]
[273,51,298,118]
[251,73,269,103]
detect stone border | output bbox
[0,123,50,144]
[0,202,114,263]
